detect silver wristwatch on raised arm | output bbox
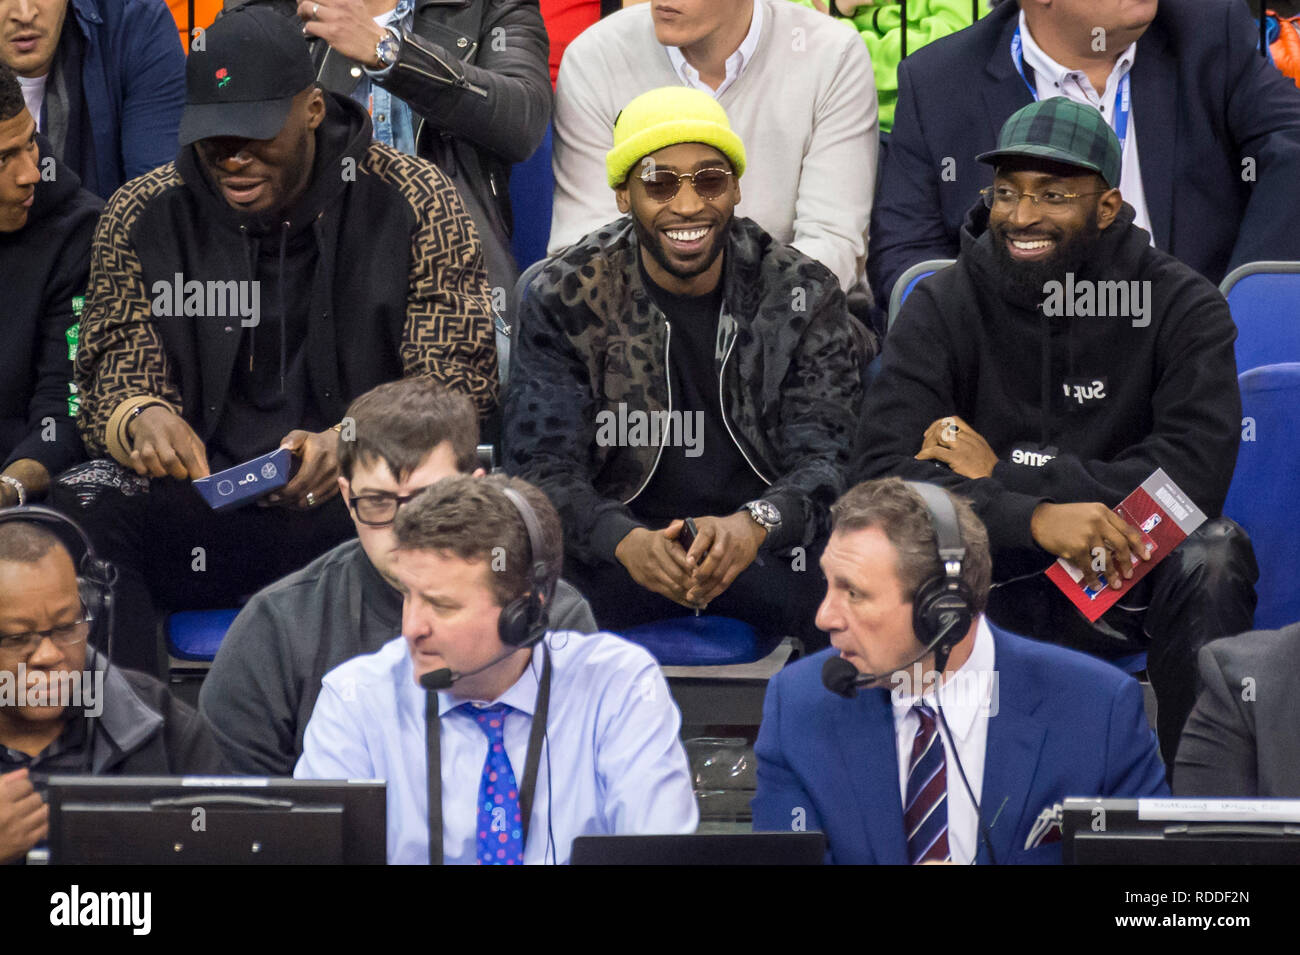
[374,25,402,69]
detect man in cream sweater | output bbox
[549,0,877,295]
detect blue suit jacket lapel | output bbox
[836,689,907,865]
[978,627,1047,865]
[1130,21,1176,251]
[981,15,1037,163]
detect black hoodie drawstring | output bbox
[239,221,290,392]
[1040,314,1051,449]
[240,226,256,372]
[278,221,289,393]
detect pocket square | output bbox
[1024,802,1064,850]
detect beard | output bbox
[633,211,733,282]
[990,207,1106,305]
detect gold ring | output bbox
[306,491,316,507]
[311,2,320,18]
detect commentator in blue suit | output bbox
[753,479,1168,864]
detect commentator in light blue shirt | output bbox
[294,474,699,864]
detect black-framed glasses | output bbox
[347,489,430,527]
[980,185,1109,210]
[0,612,94,656]
[639,167,735,203]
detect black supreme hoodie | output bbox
[0,137,100,477]
[856,200,1241,564]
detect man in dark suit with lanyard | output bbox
[869,0,1300,304]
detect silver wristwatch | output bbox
[743,499,781,533]
[0,475,26,507]
[375,25,402,68]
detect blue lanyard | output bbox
[1011,26,1129,162]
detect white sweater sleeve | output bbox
[787,27,877,291]
[549,41,625,253]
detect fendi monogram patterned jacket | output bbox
[75,93,497,467]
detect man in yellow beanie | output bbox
[504,88,869,655]
[549,0,876,299]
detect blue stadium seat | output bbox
[619,615,772,667]
[1222,362,1300,629]
[1111,651,1148,675]
[509,123,555,272]
[165,609,239,663]
[1218,261,1300,374]
[887,258,955,332]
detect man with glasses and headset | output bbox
[0,511,224,864]
[855,98,1257,771]
[505,87,866,655]
[199,378,596,776]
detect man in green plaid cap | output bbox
[857,96,1258,772]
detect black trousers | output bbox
[985,518,1259,767]
[52,473,355,676]
[565,541,830,657]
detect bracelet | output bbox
[120,400,174,452]
[0,475,26,507]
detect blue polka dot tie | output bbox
[461,702,524,865]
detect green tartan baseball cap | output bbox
[977,97,1122,188]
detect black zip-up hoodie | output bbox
[0,137,100,477]
[856,200,1241,566]
[504,216,865,565]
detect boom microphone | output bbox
[418,636,544,692]
[820,613,966,699]
[419,667,456,691]
[821,655,867,698]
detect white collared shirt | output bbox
[1018,10,1154,242]
[17,75,45,131]
[666,0,763,98]
[891,615,997,865]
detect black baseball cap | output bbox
[179,7,317,147]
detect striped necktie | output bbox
[905,703,951,865]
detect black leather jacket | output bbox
[236,0,552,288]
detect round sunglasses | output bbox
[638,167,736,203]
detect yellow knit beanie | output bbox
[606,86,747,188]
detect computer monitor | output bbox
[570,832,826,865]
[1063,797,1300,864]
[46,776,386,865]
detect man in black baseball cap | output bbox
[857,97,1257,771]
[53,2,497,676]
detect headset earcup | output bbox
[78,577,104,623]
[498,594,544,647]
[912,577,940,646]
[913,577,975,651]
